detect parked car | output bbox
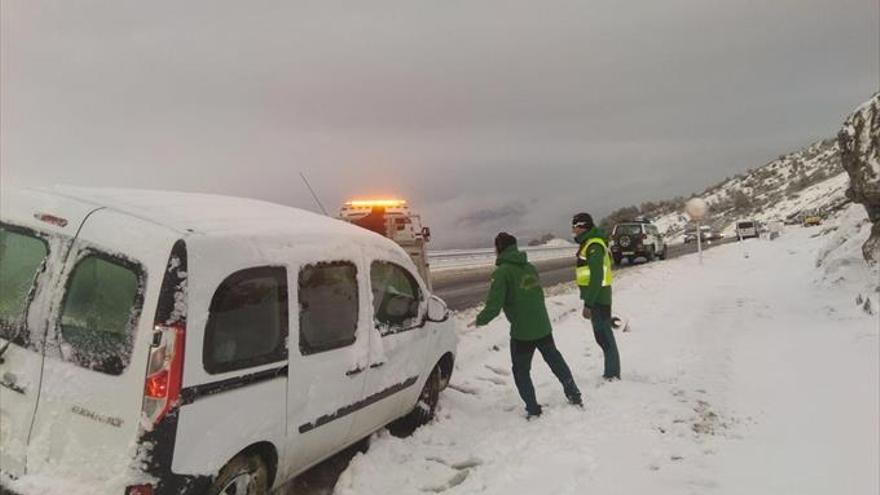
[803,214,822,227]
[610,221,667,265]
[736,220,759,239]
[0,187,457,495]
[683,225,719,244]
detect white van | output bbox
[0,187,457,495]
[735,220,759,240]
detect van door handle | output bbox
[345,367,364,377]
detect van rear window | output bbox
[0,227,49,345]
[59,254,144,375]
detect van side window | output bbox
[370,261,422,334]
[204,267,289,374]
[299,261,359,355]
[59,254,145,376]
[0,226,49,348]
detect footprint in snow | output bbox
[447,383,480,396]
[421,457,483,493]
[428,457,484,471]
[421,470,469,493]
[476,375,506,386]
[484,364,511,376]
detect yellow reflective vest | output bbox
[576,237,613,287]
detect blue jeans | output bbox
[590,304,620,379]
[510,335,581,415]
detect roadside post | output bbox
[685,198,708,265]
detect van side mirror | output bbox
[421,227,431,242]
[426,295,449,322]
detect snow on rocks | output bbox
[815,203,879,315]
[838,92,880,264]
[335,226,878,495]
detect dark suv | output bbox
[610,221,667,265]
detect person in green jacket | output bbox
[572,212,620,380]
[475,232,582,418]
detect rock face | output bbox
[838,92,880,264]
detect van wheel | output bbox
[209,453,270,495]
[659,246,667,260]
[388,365,441,438]
[647,247,656,262]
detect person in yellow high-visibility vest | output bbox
[572,212,620,380]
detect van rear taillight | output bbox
[142,324,185,427]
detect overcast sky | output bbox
[2,1,878,248]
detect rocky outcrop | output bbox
[838,92,880,264]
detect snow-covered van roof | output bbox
[5,186,387,244]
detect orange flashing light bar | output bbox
[345,199,407,208]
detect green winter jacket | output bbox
[576,227,613,308]
[475,246,553,341]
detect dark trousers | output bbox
[510,334,581,414]
[590,304,620,379]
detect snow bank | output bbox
[337,225,879,495]
[429,245,573,271]
[815,204,879,315]
[540,238,576,248]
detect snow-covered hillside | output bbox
[335,225,879,495]
[645,139,848,240]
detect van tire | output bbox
[209,452,270,495]
[388,365,441,438]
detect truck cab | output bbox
[338,200,433,290]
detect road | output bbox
[432,238,736,311]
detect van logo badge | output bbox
[71,405,124,428]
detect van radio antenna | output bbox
[299,172,330,216]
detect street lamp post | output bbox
[685,198,709,265]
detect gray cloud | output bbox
[1,0,877,248]
[455,202,529,229]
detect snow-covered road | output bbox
[334,217,879,494]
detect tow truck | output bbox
[339,199,433,289]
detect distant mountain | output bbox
[602,138,849,242]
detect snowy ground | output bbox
[335,217,879,494]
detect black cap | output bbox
[494,232,517,254]
[572,212,594,229]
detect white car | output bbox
[736,220,759,239]
[609,221,667,265]
[0,187,457,495]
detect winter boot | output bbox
[526,405,543,420]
